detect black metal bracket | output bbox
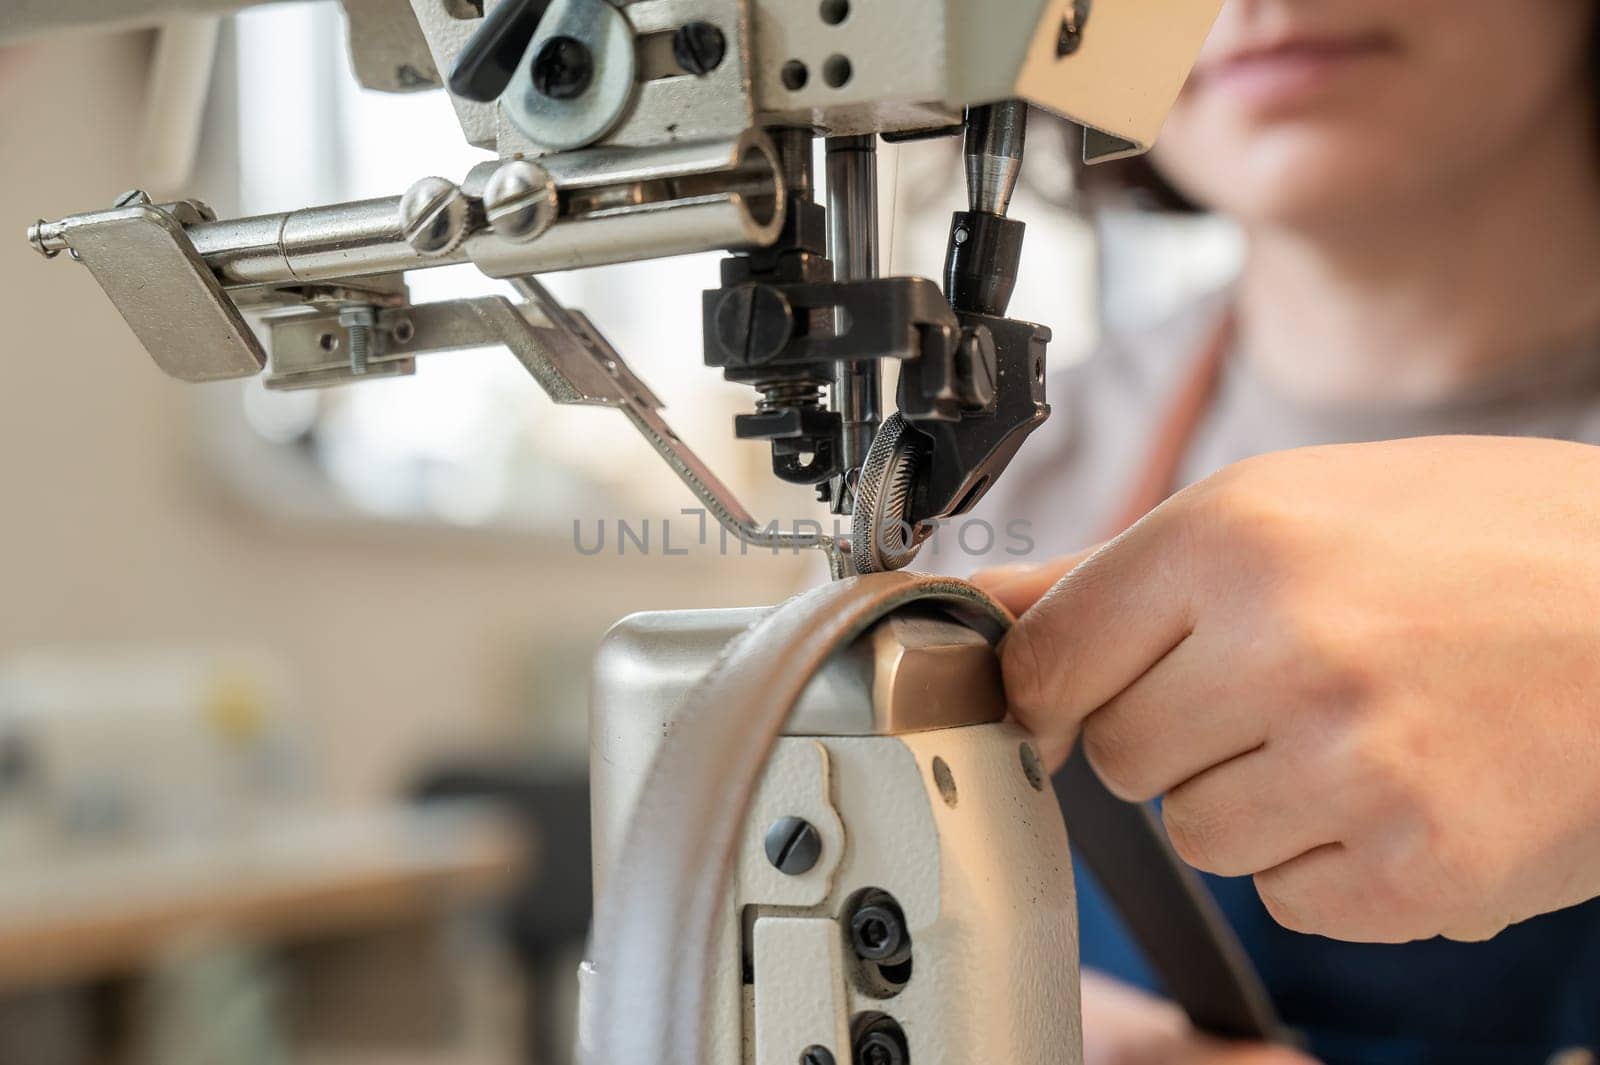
[700,139,1053,509]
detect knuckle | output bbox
[1193,477,1340,603]
[1253,873,1320,936]
[1355,850,1440,943]
[1196,458,1301,547]
[1337,720,1426,813]
[1000,621,1052,716]
[1001,621,1080,756]
[1081,717,1155,801]
[1162,797,1234,873]
[1383,811,1496,937]
[1362,842,1421,917]
[1271,605,1338,665]
[1442,913,1511,943]
[1266,608,1379,719]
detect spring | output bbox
[754,379,826,413]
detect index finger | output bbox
[971,546,1099,615]
[1000,505,1200,767]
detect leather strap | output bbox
[1106,309,1235,536]
[1057,746,1281,1039]
[1058,304,1283,1040]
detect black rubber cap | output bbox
[448,0,555,103]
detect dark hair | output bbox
[1070,15,1600,214]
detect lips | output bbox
[1193,31,1399,108]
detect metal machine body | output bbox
[589,602,1081,1065]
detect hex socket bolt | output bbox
[853,1018,910,1065]
[848,895,912,966]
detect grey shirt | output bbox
[934,294,1600,574]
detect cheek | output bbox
[1408,0,1596,147]
[1151,0,1597,223]
[1150,97,1419,221]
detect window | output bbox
[225,1,791,535]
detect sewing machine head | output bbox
[22,0,1220,576]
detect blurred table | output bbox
[0,804,519,991]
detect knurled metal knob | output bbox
[399,175,471,258]
[482,159,559,244]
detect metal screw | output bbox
[27,220,63,259]
[764,816,822,875]
[1020,742,1046,791]
[800,1047,835,1065]
[1056,0,1091,57]
[339,305,377,376]
[857,1033,906,1065]
[849,900,909,964]
[931,756,958,808]
[399,176,471,258]
[852,1020,909,1065]
[532,35,594,99]
[673,21,726,76]
[715,283,795,365]
[483,159,559,243]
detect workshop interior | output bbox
[0,2,1248,1064]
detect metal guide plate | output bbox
[61,206,266,383]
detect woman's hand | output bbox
[1079,972,1318,1065]
[977,437,1600,944]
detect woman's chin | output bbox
[1162,143,1422,228]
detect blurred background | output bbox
[0,5,1239,1064]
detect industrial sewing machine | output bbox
[16,2,1278,1063]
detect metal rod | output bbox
[189,196,428,286]
[825,134,883,513]
[32,134,786,288]
[768,126,815,201]
[964,100,1028,217]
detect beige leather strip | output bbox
[584,572,1010,1065]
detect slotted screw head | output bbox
[399,175,471,257]
[764,816,821,875]
[673,21,726,76]
[714,283,794,365]
[483,159,559,244]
